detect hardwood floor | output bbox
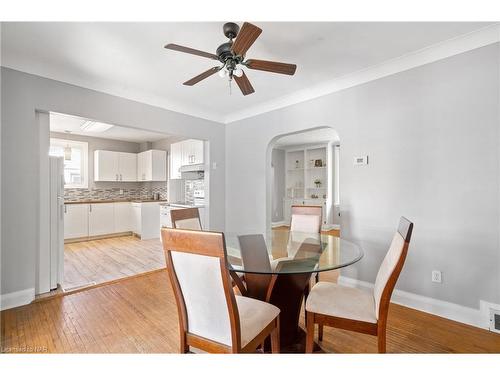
[62,236,165,291]
[2,268,500,353]
[2,228,499,353]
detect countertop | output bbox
[160,202,205,208]
[64,199,169,205]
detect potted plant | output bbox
[314,179,322,188]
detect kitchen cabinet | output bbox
[137,150,167,181]
[94,150,137,182]
[119,152,138,181]
[169,142,182,180]
[64,204,89,239]
[114,202,134,232]
[88,203,115,236]
[180,139,204,166]
[132,202,161,239]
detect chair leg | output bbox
[305,311,315,353]
[271,316,280,354]
[315,273,319,283]
[377,326,386,353]
[180,334,189,353]
[318,324,323,341]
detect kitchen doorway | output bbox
[37,111,210,296]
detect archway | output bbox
[265,127,340,233]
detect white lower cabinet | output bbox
[132,202,161,240]
[88,203,115,236]
[115,202,134,232]
[64,204,89,239]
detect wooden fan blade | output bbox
[234,71,255,96]
[165,43,219,60]
[245,59,297,75]
[183,67,221,86]
[231,22,262,56]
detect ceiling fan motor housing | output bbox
[216,42,234,62]
[223,22,240,39]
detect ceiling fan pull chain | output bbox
[228,77,232,95]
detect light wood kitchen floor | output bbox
[63,236,165,291]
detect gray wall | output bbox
[50,131,143,189]
[1,67,225,296]
[271,148,286,222]
[226,44,500,309]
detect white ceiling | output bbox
[274,128,340,147]
[1,22,493,123]
[50,112,170,143]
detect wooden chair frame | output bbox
[170,207,202,229]
[162,228,280,353]
[305,217,414,353]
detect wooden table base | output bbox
[246,271,320,353]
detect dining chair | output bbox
[305,216,414,353]
[170,207,202,230]
[162,227,281,353]
[290,205,322,233]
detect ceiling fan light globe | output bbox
[233,68,244,77]
[218,69,227,78]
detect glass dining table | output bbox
[224,230,363,352]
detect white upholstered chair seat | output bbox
[236,295,280,347]
[305,281,377,324]
[290,214,321,233]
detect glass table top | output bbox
[225,230,363,275]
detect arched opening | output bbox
[266,127,340,233]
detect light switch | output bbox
[354,156,368,166]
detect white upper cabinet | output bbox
[137,150,167,181]
[118,152,137,181]
[94,150,137,182]
[180,139,204,165]
[170,142,183,180]
[94,150,118,181]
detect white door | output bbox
[88,203,115,236]
[94,150,119,181]
[137,151,146,181]
[170,142,182,179]
[64,204,89,239]
[115,202,133,232]
[49,156,65,290]
[119,152,137,181]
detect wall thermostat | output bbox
[354,155,368,166]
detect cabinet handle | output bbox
[116,174,118,181]
[120,174,122,181]
[89,204,92,213]
[64,205,67,214]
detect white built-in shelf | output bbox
[306,166,327,170]
[307,187,326,189]
[287,168,304,171]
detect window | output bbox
[49,138,89,188]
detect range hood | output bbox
[179,163,205,173]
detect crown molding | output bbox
[224,23,500,124]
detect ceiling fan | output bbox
[164,22,297,96]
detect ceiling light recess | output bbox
[80,121,114,133]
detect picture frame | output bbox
[314,159,323,167]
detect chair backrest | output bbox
[290,205,322,233]
[373,217,413,320]
[171,207,202,230]
[238,234,272,300]
[161,228,241,349]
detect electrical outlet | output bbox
[119,189,123,195]
[432,270,442,283]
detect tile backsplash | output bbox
[184,179,204,205]
[64,186,168,202]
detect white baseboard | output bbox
[1,288,35,311]
[338,276,492,330]
[271,221,288,228]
